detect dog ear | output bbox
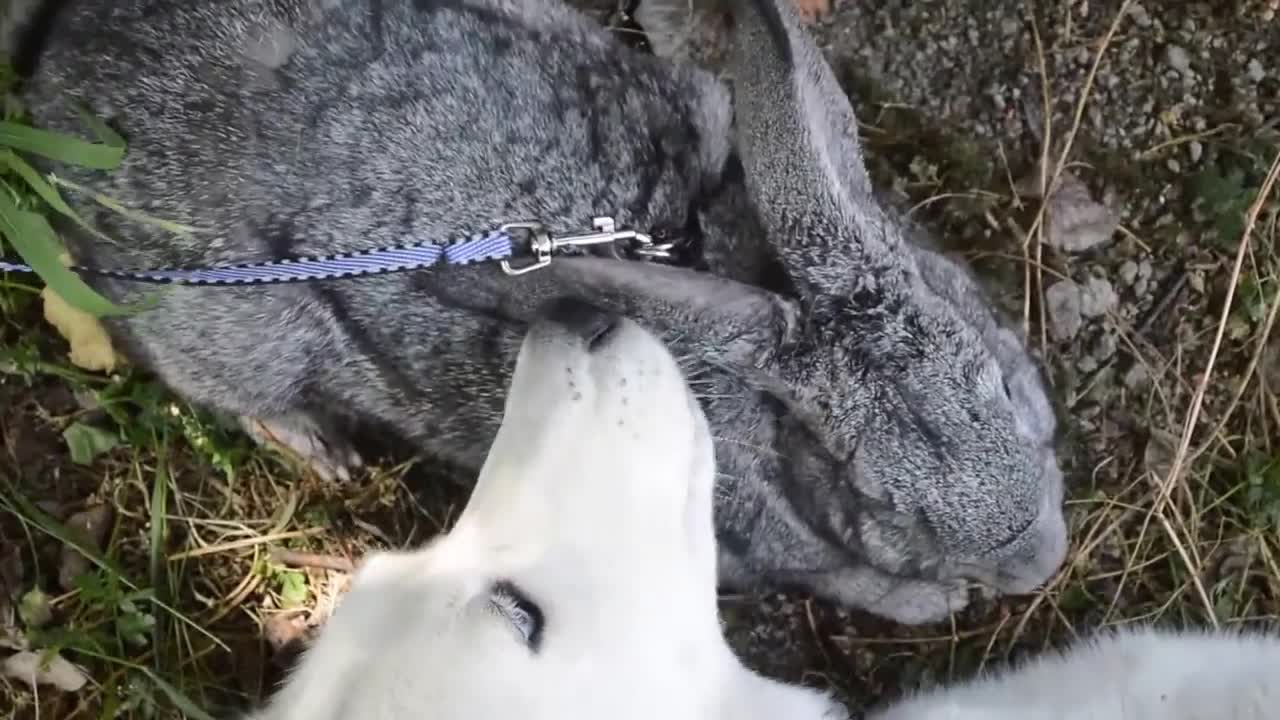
[727,0,905,298]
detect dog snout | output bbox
[539,297,623,351]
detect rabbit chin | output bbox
[243,303,843,720]
[977,457,1068,595]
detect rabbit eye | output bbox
[1001,378,1013,400]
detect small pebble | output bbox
[1246,58,1265,83]
[1119,260,1140,286]
[1046,280,1084,342]
[1188,140,1203,164]
[1128,2,1152,27]
[1092,332,1118,362]
[1124,364,1151,390]
[1165,44,1192,74]
[1079,277,1119,318]
[1188,271,1206,294]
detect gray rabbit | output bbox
[5,0,1066,624]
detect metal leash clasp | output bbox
[499,216,673,276]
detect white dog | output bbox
[865,626,1280,720]
[246,299,1280,720]
[245,298,844,720]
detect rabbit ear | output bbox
[728,0,904,292]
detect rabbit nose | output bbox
[995,514,1068,594]
[539,297,623,351]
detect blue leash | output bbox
[0,216,669,286]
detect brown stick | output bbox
[268,547,355,573]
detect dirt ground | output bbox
[2,1,1279,718]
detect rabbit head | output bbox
[722,0,1067,597]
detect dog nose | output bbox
[540,297,623,350]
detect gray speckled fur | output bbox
[8,0,1065,624]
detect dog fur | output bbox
[867,625,1280,720]
[5,0,1065,624]
[242,299,846,720]
[244,300,1280,720]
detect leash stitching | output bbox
[0,229,515,287]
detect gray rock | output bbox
[1188,140,1204,164]
[1092,331,1118,362]
[1044,175,1119,253]
[1045,279,1084,341]
[1247,58,1266,83]
[1123,364,1151,390]
[1165,44,1192,74]
[1128,3,1152,28]
[1119,260,1140,286]
[1079,277,1119,319]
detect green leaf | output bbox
[74,105,127,155]
[18,588,53,628]
[71,569,113,605]
[277,569,309,608]
[51,174,202,237]
[0,118,123,170]
[0,189,130,317]
[117,608,156,647]
[0,149,112,242]
[1056,584,1092,611]
[63,421,120,465]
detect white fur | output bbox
[242,310,1280,720]
[246,312,842,720]
[868,626,1280,720]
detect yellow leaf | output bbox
[40,252,125,372]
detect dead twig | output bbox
[268,547,355,574]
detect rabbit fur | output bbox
[7,0,1065,624]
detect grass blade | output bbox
[75,105,127,153]
[0,120,124,170]
[0,149,113,242]
[148,440,172,666]
[142,668,219,720]
[0,484,229,652]
[0,189,130,317]
[52,175,203,237]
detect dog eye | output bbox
[488,580,544,651]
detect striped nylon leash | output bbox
[0,216,668,287]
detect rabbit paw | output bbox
[866,578,970,625]
[809,567,970,625]
[239,413,363,482]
